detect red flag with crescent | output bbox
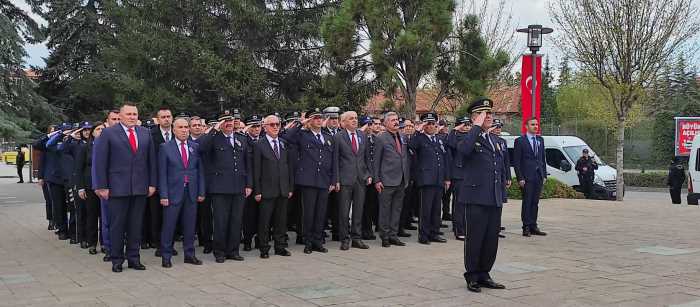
[521,54,542,134]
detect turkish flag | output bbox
[521,54,542,134]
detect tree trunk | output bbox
[615,116,625,201]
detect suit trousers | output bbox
[328,190,339,237]
[362,185,379,236]
[521,175,543,230]
[451,180,465,237]
[401,181,419,228]
[419,186,444,241]
[464,204,502,283]
[16,163,24,182]
[258,197,289,251]
[48,182,67,234]
[42,183,53,221]
[670,188,682,204]
[144,194,162,247]
[338,181,366,241]
[75,194,87,242]
[108,196,146,265]
[161,187,197,260]
[196,197,213,247]
[242,196,259,245]
[300,187,328,247]
[84,189,100,247]
[100,199,110,252]
[442,185,453,218]
[211,194,244,257]
[378,185,405,240]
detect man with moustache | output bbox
[93,103,157,273]
[373,112,410,248]
[252,114,294,258]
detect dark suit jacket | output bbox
[197,129,252,195]
[158,139,205,205]
[253,137,294,198]
[93,124,158,197]
[151,126,171,154]
[334,129,371,185]
[74,140,95,191]
[408,132,450,188]
[456,126,505,207]
[447,130,468,181]
[513,134,547,182]
[281,126,338,189]
[373,131,410,188]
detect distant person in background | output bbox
[667,157,686,204]
[575,149,598,199]
[16,145,26,183]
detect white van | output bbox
[501,135,618,200]
[686,135,700,205]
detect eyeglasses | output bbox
[266,123,281,127]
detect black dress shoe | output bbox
[48,222,55,231]
[340,241,350,250]
[80,242,89,249]
[522,229,531,237]
[498,233,506,238]
[467,281,481,293]
[418,238,431,245]
[215,257,225,263]
[103,255,111,262]
[500,226,505,231]
[478,279,505,289]
[260,252,269,259]
[403,224,417,230]
[127,262,146,270]
[381,240,391,247]
[455,235,465,241]
[530,228,547,236]
[351,240,369,249]
[397,231,411,238]
[89,247,98,255]
[275,249,292,256]
[162,259,172,268]
[184,257,202,265]
[312,246,328,253]
[154,249,162,257]
[112,264,123,273]
[100,247,106,254]
[430,236,447,243]
[203,246,213,254]
[243,243,252,251]
[303,246,312,254]
[226,254,244,261]
[389,238,406,246]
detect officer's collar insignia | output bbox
[326,139,332,146]
[189,146,194,153]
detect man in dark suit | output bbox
[334,111,371,250]
[242,114,263,251]
[513,118,547,237]
[158,117,205,268]
[281,108,338,254]
[456,98,506,293]
[198,110,252,263]
[446,116,471,241]
[373,112,410,248]
[147,108,173,255]
[93,103,157,273]
[252,114,294,258]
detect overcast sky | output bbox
[12,0,699,70]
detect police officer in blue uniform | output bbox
[197,109,253,263]
[34,123,71,240]
[409,112,450,245]
[242,114,263,251]
[281,108,338,254]
[446,116,471,241]
[457,98,506,293]
[492,119,511,239]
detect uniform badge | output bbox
[496,143,501,151]
[189,147,194,153]
[326,140,332,146]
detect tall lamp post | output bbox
[516,25,553,122]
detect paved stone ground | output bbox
[1,165,700,307]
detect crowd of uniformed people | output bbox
[33,98,548,292]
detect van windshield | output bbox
[563,146,605,165]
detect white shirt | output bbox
[120,123,138,147]
[481,132,494,150]
[313,131,325,144]
[266,134,280,150]
[526,132,538,152]
[223,132,236,148]
[176,139,189,161]
[161,127,172,142]
[346,129,361,144]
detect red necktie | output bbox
[128,128,137,153]
[351,132,358,154]
[180,141,189,183]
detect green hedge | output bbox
[623,172,669,188]
[507,177,583,200]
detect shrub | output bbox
[623,172,669,188]
[507,177,583,200]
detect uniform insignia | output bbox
[440,145,446,152]
[496,143,501,151]
[326,140,332,146]
[189,147,194,153]
[235,139,242,147]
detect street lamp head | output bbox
[517,25,553,53]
